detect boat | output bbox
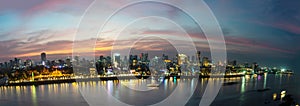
[0,77,8,86]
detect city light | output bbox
[273,93,277,100]
[0,1,299,105]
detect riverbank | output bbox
[2,74,247,86]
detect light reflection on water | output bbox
[0,82,87,106]
[0,74,299,106]
[241,77,246,93]
[31,85,37,106]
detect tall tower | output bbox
[196,51,201,66]
[41,52,47,65]
[41,52,46,61]
[113,53,121,67]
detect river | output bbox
[0,74,299,106]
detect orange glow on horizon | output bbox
[16,50,73,57]
[15,46,117,57]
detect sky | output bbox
[0,0,300,69]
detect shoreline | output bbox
[0,74,249,87]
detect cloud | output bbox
[0,0,44,12]
[0,0,298,67]
[138,28,295,54]
[0,26,295,63]
[24,0,71,16]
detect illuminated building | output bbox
[41,52,47,65]
[202,57,210,67]
[177,54,188,65]
[113,53,121,67]
[129,55,138,66]
[89,68,97,76]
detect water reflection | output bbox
[241,77,246,93]
[0,74,298,106]
[264,73,268,89]
[273,93,277,100]
[31,86,37,106]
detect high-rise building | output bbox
[40,52,47,65]
[129,55,138,67]
[202,57,209,67]
[196,51,201,65]
[162,54,168,60]
[66,58,71,67]
[113,53,121,63]
[41,52,46,62]
[140,53,148,62]
[177,54,188,65]
[113,53,121,67]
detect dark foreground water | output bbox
[0,74,299,106]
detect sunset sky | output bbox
[1,0,300,69]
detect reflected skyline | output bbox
[0,74,298,106]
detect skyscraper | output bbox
[113,53,121,63]
[140,53,148,62]
[41,52,46,61]
[113,53,121,67]
[41,52,46,65]
[196,51,201,66]
[66,58,71,67]
[177,54,188,65]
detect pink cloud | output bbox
[273,22,300,34]
[250,20,300,34]
[23,0,93,17]
[24,0,71,16]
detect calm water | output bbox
[0,74,299,106]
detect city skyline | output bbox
[1,0,300,70]
[1,1,300,105]
[0,51,292,71]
